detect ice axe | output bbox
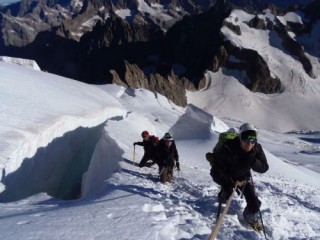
[133,145,136,166]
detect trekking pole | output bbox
[209,182,240,240]
[249,173,268,240]
[133,145,136,166]
[259,209,268,239]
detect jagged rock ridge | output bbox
[0,0,319,106]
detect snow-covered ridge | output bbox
[0,56,41,71]
[0,61,126,184]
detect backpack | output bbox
[206,131,239,165]
[213,132,238,153]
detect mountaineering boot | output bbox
[145,161,154,167]
[243,208,263,231]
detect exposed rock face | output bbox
[275,23,315,78]
[247,15,266,30]
[0,0,318,106]
[80,16,162,49]
[210,46,229,72]
[223,42,283,93]
[245,3,316,79]
[110,61,187,106]
[157,0,233,89]
[223,20,242,35]
[0,0,77,47]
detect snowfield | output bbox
[0,58,320,239]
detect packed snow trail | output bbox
[105,158,320,240]
[1,155,319,240]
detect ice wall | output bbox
[0,122,121,202]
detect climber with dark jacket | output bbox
[134,130,159,168]
[209,123,269,225]
[155,132,180,183]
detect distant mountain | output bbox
[1,0,319,106]
[228,0,313,9]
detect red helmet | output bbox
[141,131,149,138]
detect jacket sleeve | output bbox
[251,144,269,173]
[135,141,144,146]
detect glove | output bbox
[133,142,137,146]
[206,152,214,164]
[246,154,256,168]
[175,161,180,171]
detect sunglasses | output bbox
[241,136,257,144]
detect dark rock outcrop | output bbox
[224,42,283,93]
[223,20,242,35]
[158,0,233,89]
[209,46,229,72]
[275,23,315,78]
[247,15,266,30]
[111,61,187,106]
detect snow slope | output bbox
[0,59,320,239]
